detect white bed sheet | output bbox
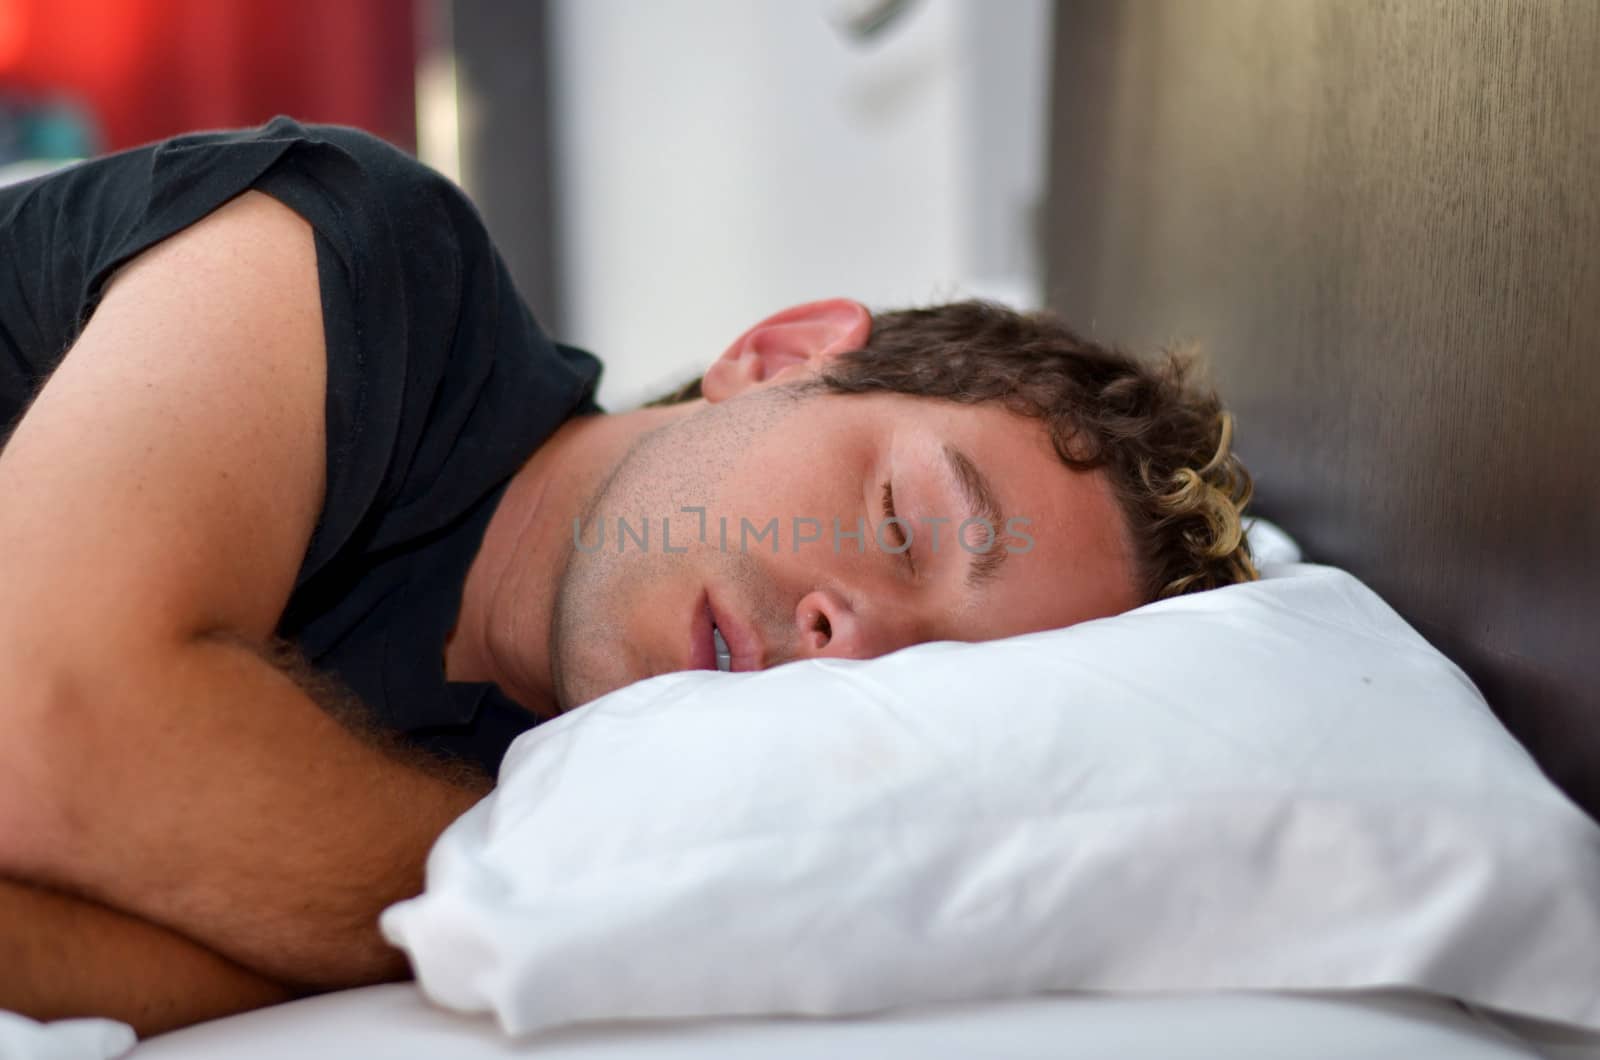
[131,984,1600,1060]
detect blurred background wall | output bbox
[541,0,1052,407]
[0,0,415,152]
[0,0,1051,409]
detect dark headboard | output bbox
[1045,1,1600,819]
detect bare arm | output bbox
[0,879,295,1036]
[4,629,489,987]
[0,192,488,995]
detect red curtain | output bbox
[0,0,416,152]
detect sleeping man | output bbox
[0,120,1256,1034]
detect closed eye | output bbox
[881,480,915,574]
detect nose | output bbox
[793,587,906,660]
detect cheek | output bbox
[716,423,873,524]
[715,472,837,528]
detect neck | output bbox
[444,401,697,719]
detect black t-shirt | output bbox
[0,117,602,773]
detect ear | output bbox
[701,298,871,403]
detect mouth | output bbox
[689,592,733,673]
[690,591,755,673]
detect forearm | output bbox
[4,634,491,988]
[0,876,296,1036]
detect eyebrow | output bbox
[940,443,1009,588]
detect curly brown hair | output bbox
[650,300,1257,601]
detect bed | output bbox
[121,1,1600,1056]
[128,984,1592,1060]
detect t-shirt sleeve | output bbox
[1,128,300,433]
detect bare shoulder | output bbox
[103,189,318,328]
[0,189,329,658]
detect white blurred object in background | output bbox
[547,0,1053,408]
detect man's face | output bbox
[548,383,1141,710]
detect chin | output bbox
[553,645,635,713]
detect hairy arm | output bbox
[0,879,295,1036]
[3,628,488,989]
[0,192,489,1005]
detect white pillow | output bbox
[381,549,1600,1036]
